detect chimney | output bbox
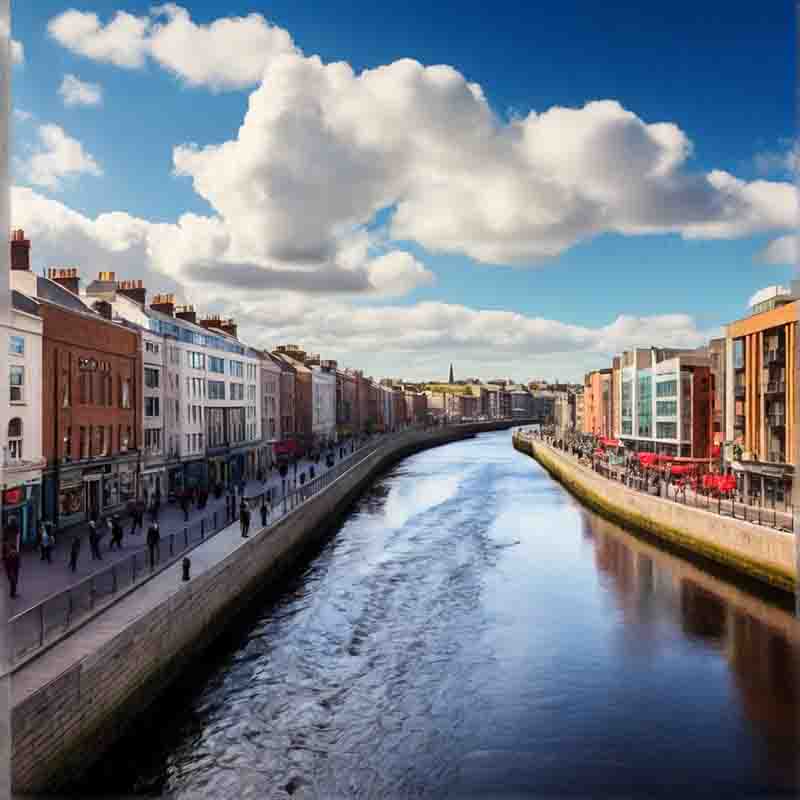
[47,267,80,295]
[150,293,175,317]
[10,229,30,270]
[175,304,197,325]
[92,300,113,320]
[200,314,224,332]
[220,318,238,339]
[98,270,116,283]
[118,279,147,306]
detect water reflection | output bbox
[76,432,799,798]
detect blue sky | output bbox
[8,1,796,379]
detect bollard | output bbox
[182,557,191,581]
[201,519,205,540]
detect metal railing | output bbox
[516,432,794,536]
[8,420,454,665]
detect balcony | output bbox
[767,411,785,428]
[734,385,745,399]
[764,381,786,394]
[765,349,785,365]
[768,451,786,464]
[734,415,745,429]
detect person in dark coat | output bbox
[240,500,251,537]
[109,515,124,551]
[146,522,160,569]
[181,494,189,522]
[260,502,268,528]
[130,504,143,535]
[3,540,20,598]
[88,519,103,561]
[40,525,54,563]
[69,535,81,572]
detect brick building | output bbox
[17,267,142,529]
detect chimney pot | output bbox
[10,229,31,271]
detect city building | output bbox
[509,384,534,418]
[725,288,797,502]
[583,369,613,437]
[21,266,142,531]
[617,347,712,459]
[2,231,45,545]
[260,352,283,471]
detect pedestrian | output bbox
[260,501,268,528]
[181,494,189,522]
[69,535,81,572]
[109,515,124,551]
[40,526,54,563]
[146,521,160,569]
[89,519,103,561]
[240,499,250,537]
[2,540,20,599]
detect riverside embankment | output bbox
[513,432,797,594]
[11,421,531,794]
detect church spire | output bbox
[449,363,454,384]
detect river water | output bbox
[83,430,800,798]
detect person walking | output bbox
[3,540,20,599]
[68,535,81,572]
[181,493,189,522]
[40,525,54,563]
[130,504,143,535]
[88,519,103,561]
[260,501,268,528]
[109,515,124,551]
[240,499,250,538]
[146,521,160,569]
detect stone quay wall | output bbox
[514,434,796,594]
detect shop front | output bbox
[140,467,166,503]
[168,464,185,497]
[184,459,208,492]
[55,459,138,529]
[2,482,41,547]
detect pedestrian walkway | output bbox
[4,442,362,617]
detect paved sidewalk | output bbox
[4,440,364,617]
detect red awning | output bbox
[599,437,621,447]
[667,464,696,475]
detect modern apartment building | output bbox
[725,288,797,502]
[617,347,712,459]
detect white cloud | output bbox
[48,9,150,68]
[48,4,296,90]
[11,39,23,65]
[59,74,103,107]
[10,184,709,379]
[13,109,33,122]
[24,124,103,190]
[754,140,798,177]
[757,234,797,265]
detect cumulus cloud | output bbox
[747,286,790,308]
[172,54,796,268]
[59,74,103,107]
[24,124,103,190]
[757,234,797,265]
[754,140,798,177]
[48,9,150,68]
[11,183,713,378]
[48,4,296,90]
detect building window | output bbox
[657,421,678,439]
[145,428,162,452]
[62,426,72,460]
[637,374,653,438]
[230,383,244,401]
[656,400,677,417]
[7,418,22,461]
[95,426,104,457]
[145,367,160,388]
[190,352,205,370]
[9,365,24,402]
[9,335,24,355]
[62,369,71,408]
[657,380,677,398]
[145,397,160,417]
[209,356,225,373]
[145,341,160,354]
[121,378,131,409]
[229,360,243,378]
[80,426,88,459]
[208,380,225,400]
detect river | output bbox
[80,430,800,798]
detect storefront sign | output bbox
[3,487,25,506]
